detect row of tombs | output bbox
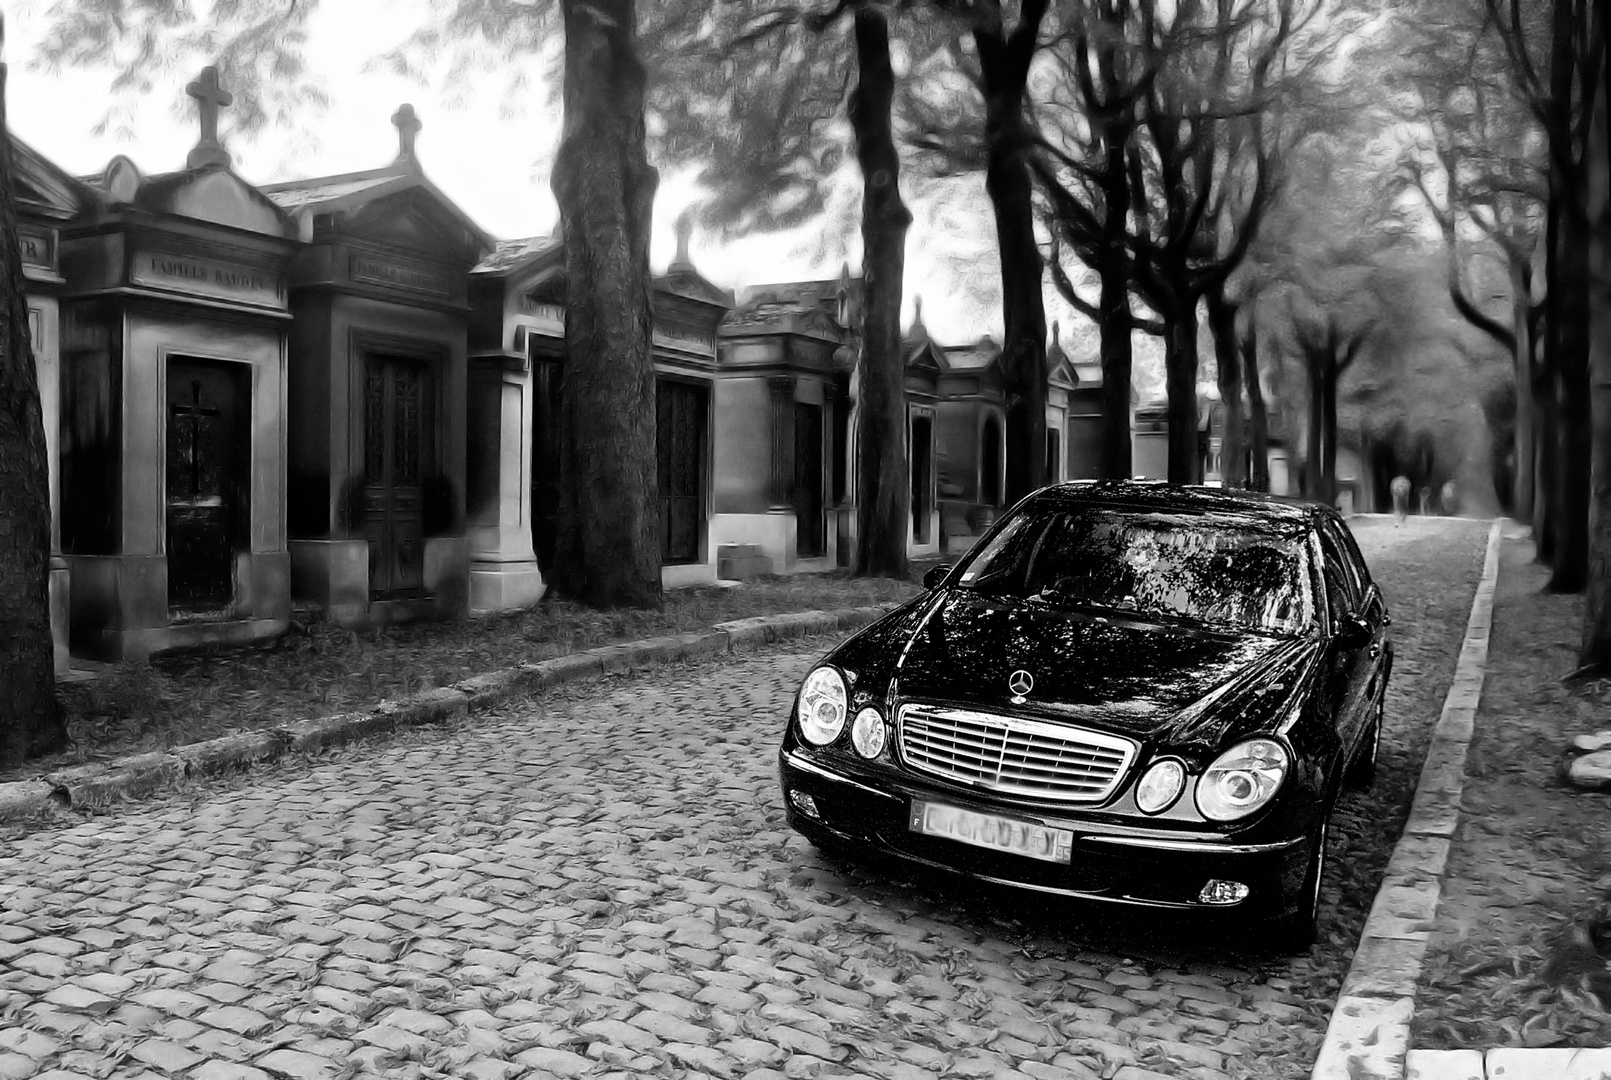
[13,71,1210,669]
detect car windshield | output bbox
[953,506,1315,636]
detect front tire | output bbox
[1269,819,1328,954]
[1346,693,1383,791]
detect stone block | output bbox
[1406,1050,1484,1080]
[47,752,185,809]
[1310,995,1413,1080]
[176,731,288,778]
[1338,934,1429,1000]
[1487,1047,1611,1079]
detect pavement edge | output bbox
[0,601,904,826]
[1309,519,1504,1080]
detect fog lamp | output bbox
[1197,879,1251,906]
[788,790,821,819]
[850,707,888,759]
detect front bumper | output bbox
[779,748,1314,918]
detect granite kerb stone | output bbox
[1,604,904,823]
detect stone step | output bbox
[717,552,774,580]
[716,544,765,560]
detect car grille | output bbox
[896,705,1137,803]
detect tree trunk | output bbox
[1304,355,1324,501]
[1245,321,1271,492]
[1510,256,1536,520]
[1207,287,1246,488]
[975,1,1050,505]
[1163,304,1201,484]
[1550,202,1592,592]
[1321,361,1339,509]
[1535,345,1558,562]
[0,56,65,766]
[1581,48,1611,669]
[548,0,661,609]
[1098,124,1134,480]
[850,5,911,579]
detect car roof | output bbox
[1029,480,1329,533]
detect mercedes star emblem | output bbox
[1008,669,1034,701]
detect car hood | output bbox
[890,590,1320,748]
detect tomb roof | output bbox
[473,235,563,276]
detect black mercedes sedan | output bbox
[779,481,1391,950]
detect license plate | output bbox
[909,800,1073,864]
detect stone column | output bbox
[468,354,544,612]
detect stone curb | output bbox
[0,601,903,825]
[1310,519,1504,1080]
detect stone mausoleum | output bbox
[18,65,1130,666]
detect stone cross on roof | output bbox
[185,65,233,169]
[392,104,423,168]
[670,208,695,271]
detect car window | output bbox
[1316,525,1362,616]
[954,506,1316,635]
[1321,517,1371,597]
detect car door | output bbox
[1316,527,1370,763]
[1327,517,1390,713]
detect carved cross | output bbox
[392,104,422,165]
[185,66,233,168]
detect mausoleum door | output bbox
[911,414,932,544]
[166,358,249,612]
[656,379,705,565]
[793,402,824,558]
[363,356,433,599]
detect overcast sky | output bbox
[3,0,1056,347]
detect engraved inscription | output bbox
[350,255,450,296]
[18,225,53,271]
[518,295,565,322]
[133,251,281,306]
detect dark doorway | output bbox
[911,414,932,544]
[530,357,563,574]
[1046,427,1061,487]
[166,358,249,612]
[658,379,707,565]
[982,414,1003,506]
[794,402,824,558]
[362,356,434,599]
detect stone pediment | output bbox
[263,167,493,263]
[130,165,300,239]
[342,187,486,261]
[654,267,732,309]
[907,340,944,373]
[11,136,84,220]
[1049,352,1080,390]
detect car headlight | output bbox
[850,707,887,759]
[797,667,849,746]
[1196,738,1289,821]
[1135,758,1186,814]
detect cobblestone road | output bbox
[0,518,1488,1080]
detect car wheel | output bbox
[1269,819,1328,954]
[1346,692,1383,791]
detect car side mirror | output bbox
[1334,614,1371,650]
[922,564,952,590]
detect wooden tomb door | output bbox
[166,358,249,611]
[794,402,824,558]
[363,356,433,599]
[657,379,705,565]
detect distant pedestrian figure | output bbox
[1440,481,1458,517]
[1391,476,1411,525]
[1418,486,1432,516]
